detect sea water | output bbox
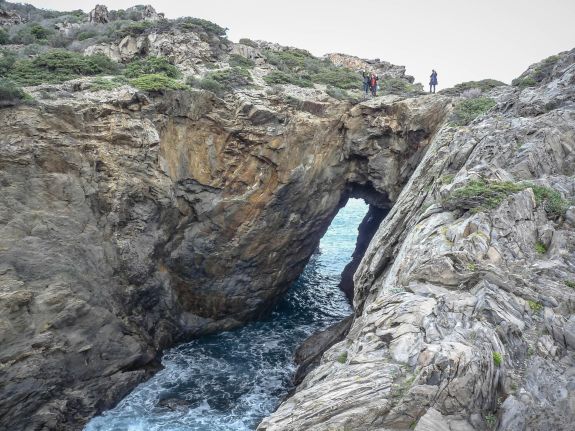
[85,198,368,431]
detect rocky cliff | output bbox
[0,7,449,428]
[259,50,575,431]
[1,3,574,431]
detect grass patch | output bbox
[529,184,571,219]
[450,97,496,126]
[326,85,350,100]
[336,351,348,364]
[124,56,180,79]
[439,174,455,185]
[466,263,477,272]
[564,280,575,289]
[6,50,118,86]
[187,67,252,96]
[492,352,502,367]
[130,74,186,91]
[528,300,543,313]
[534,241,547,254]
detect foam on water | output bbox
[86,198,368,431]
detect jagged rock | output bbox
[126,4,164,21]
[0,7,24,26]
[327,53,415,82]
[85,31,217,71]
[89,4,109,24]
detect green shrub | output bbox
[7,50,119,86]
[441,79,506,96]
[180,17,227,36]
[311,68,361,90]
[564,280,575,289]
[381,78,424,95]
[238,38,258,48]
[130,74,186,91]
[77,30,99,41]
[0,28,9,45]
[228,54,254,69]
[529,184,571,219]
[115,21,153,39]
[188,67,252,96]
[512,76,537,88]
[124,56,180,78]
[0,50,17,75]
[528,300,543,312]
[0,78,29,105]
[336,351,348,364]
[492,352,502,367]
[445,179,571,216]
[450,97,496,126]
[263,70,313,87]
[534,242,547,254]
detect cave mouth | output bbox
[84,195,375,431]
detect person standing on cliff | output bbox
[362,71,370,96]
[370,73,379,97]
[430,69,438,93]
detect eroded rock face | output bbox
[259,49,575,431]
[89,4,109,24]
[0,78,448,429]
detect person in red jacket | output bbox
[370,73,379,97]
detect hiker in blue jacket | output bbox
[362,71,370,96]
[430,69,438,93]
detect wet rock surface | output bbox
[259,49,575,431]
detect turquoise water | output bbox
[85,198,368,431]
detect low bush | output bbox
[263,70,313,87]
[124,56,180,78]
[326,85,350,100]
[89,76,128,91]
[130,73,186,91]
[187,67,252,96]
[512,55,561,88]
[114,20,153,39]
[381,78,424,96]
[7,50,119,86]
[0,28,9,45]
[444,179,572,217]
[0,78,29,105]
[528,300,543,312]
[238,38,258,48]
[0,49,17,75]
[564,280,575,289]
[441,79,507,96]
[450,97,496,126]
[534,242,547,255]
[228,54,254,69]
[179,17,227,36]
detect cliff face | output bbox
[0,74,448,429]
[259,50,575,431]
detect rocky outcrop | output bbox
[0,72,448,429]
[327,53,415,82]
[0,7,24,26]
[88,4,109,24]
[259,49,575,431]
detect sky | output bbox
[22,0,575,88]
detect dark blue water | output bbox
[85,199,367,431]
